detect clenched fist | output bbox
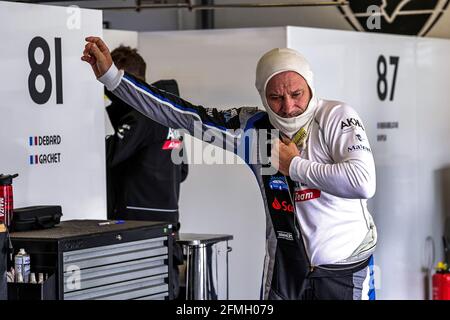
[272,136,300,176]
[81,36,113,78]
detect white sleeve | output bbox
[289,104,376,199]
[98,64,124,91]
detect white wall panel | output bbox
[0,1,106,220]
[416,38,450,299]
[288,26,423,299]
[103,29,138,50]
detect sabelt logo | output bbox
[277,231,294,241]
[295,189,321,202]
[272,197,294,213]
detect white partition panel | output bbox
[136,26,450,299]
[415,37,450,299]
[104,29,139,51]
[0,1,106,220]
[287,27,422,299]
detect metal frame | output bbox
[11,0,349,11]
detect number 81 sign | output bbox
[28,36,63,105]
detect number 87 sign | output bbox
[377,55,399,102]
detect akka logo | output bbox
[341,118,365,131]
[162,139,182,150]
[163,128,183,150]
[295,189,321,202]
[338,0,449,36]
[166,128,181,140]
[272,197,294,213]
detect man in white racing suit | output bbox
[82,37,377,300]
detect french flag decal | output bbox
[29,136,38,146]
[29,155,38,165]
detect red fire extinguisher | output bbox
[0,174,19,228]
[432,262,450,300]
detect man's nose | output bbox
[281,96,295,114]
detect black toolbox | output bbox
[11,206,62,232]
[9,220,173,300]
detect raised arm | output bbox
[82,37,262,152]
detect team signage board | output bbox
[137,26,450,299]
[0,1,106,220]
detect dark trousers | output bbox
[299,256,376,300]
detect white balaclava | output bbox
[255,48,318,138]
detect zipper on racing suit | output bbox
[284,121,317,273]
[285,176,315,273]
